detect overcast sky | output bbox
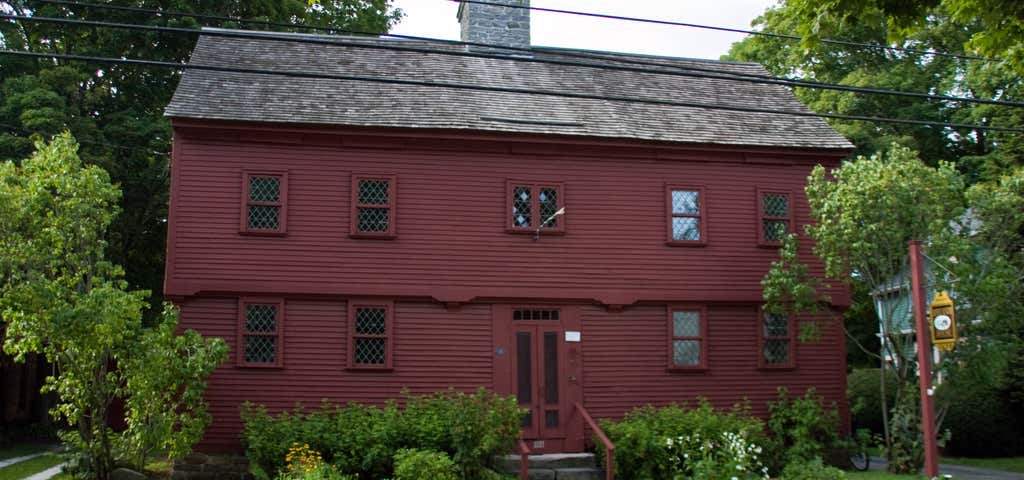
[390,0,778,60]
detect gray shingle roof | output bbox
[166,29,853,150]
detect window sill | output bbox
[346,366,394,372]
[757,364,796,371]
[506,228,566,236]
[665,240,707,247]
[240,230,288,237]
[666,367,709,373]
[236,363,284,369]
[349,232,397,240]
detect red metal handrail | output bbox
[575,402,614,480]
[517,438,531,480]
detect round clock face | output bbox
[934,314,952,331]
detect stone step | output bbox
[496,452,598,471]
[521,467,605,480]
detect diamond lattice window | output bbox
[668,188,703,243]
[669,308,705,368]
[512,186,532,228]
[352,176,396,237]
[239,301,281,366]
[243,174,285,233]
[761,310,793,367]
[760,192,790,243]
[509,182,563,232]
[350,305,392,368]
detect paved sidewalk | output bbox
[0,452,47,469]
[871,457,1024,480]
[23,463,66,480]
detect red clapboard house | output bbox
[164,0,853,453]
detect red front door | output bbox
[509,307,582,452]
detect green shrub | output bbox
[847,368,898,436]
[781,458,846,480]
[765,387,840,473]
[598,400,767,480]
[939,368,1024,457]
[393,449,459,480]
[241,388,523,480]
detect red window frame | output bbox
[506,180,566,235]
[758,307,795,369]
[350,174,397,239]
[665,185,707,246]
[240,171,288,235]
[667,305,708,371]
[757,188,793,247]
[236,298,285,368]
[347,300,394,370]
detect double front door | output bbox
[505,306,583,452]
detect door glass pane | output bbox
[544,332,558,405]
[516,332,532,405]
[545,409,559,428]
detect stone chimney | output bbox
[457,0,530,49]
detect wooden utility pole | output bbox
[909,240,939,479]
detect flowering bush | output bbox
[665,430,769,480]
[276,443,354,480]
[598,400,768,479]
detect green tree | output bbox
[0,0,403,311]
[0,134,227,479]
[724,3,1023,182]
[778,0,1024,77]
[760,145,1024,470]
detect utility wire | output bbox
[457,0,996,63]
[5,13,1022,109]
[22,0,1011,108]
[3,49,1022,133]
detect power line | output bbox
[5,13,1022,109]
[457,0,996,63]
[3,49,1021,134]
[22,1,1009,108]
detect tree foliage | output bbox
[0,134,227,479]
[779,0,1024,77]
[0,0,403,310]
[725,2,1023,183]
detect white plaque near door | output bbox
[565,331,581,342]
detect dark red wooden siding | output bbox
[580,304,847,421]
[166,122,848,307]
[181,297,495,452]
[167,121,850,451]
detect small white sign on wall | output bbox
[565,331,581,342]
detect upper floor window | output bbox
[508,181,564,234]
[668,306,707,370]
[759,190,792,246]
[351,175,396,238]
[760,309,794,368]
[237,298,284,367]
[241,171,287,234]
[348,302,394,369]
[666,186,705,245]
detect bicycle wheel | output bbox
[849,451,870,471]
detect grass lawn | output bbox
[0,443,51,462]
[941,456,1024,473]
[847,472,925,480]
[0,452,64,480]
